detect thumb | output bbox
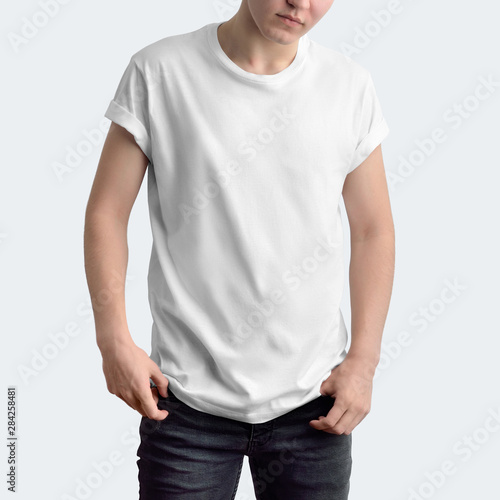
[319,377,332,396]
[150,365,169,398]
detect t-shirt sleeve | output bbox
[347,72,390,174]
[104,56,153,163]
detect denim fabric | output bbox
[137,388,352,499]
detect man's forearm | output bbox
[83,212,134,353]
[346,230,395,375]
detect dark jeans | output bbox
[137,388,352,500]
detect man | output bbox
[84,0,395,498]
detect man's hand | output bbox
[101,338,170,421]
[309,355,375,435]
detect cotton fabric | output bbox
[104,21,390,424]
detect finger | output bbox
[311,408,356,434]
[324,410,358,434]
[150,386,159,405]
[309,402,347,431]
[125,393,159,419]
[115,393,148,417]
[116,389,159,419]
[150,368,169,398]
[319,381,334,397]
[342,411,369,435]
[137,391,169,421]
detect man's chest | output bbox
[150,80,356,187]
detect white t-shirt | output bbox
[104,21,390,424]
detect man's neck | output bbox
[216,12,300,76]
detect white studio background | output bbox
[1,1,499,499]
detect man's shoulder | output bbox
[128,23,210,71]
[307,37,371,83]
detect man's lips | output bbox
[277,14,303,25]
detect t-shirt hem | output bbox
[166,377,323,424]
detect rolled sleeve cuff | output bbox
[105,99,152,164]
[347,118,389,174]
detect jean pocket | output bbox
[139,415,162,439]
[158,387,179,401]
[140,393,181,439]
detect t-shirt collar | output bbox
[206,21,309,84]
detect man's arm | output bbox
[342,143,395,374]
[83,122,169,420]
[309,144,395,434]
